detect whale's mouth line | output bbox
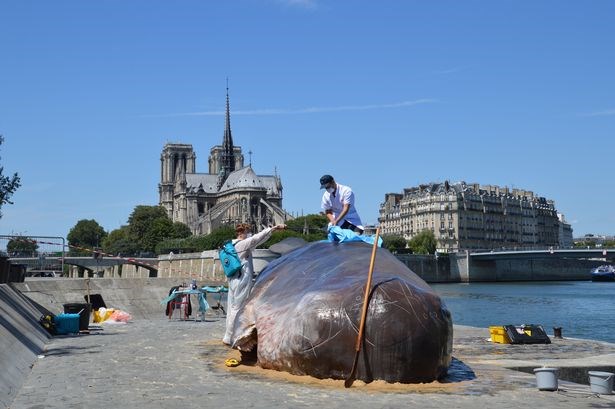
[233,325,257,351]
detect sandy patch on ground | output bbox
[203,340,463,394]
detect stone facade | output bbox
[159,90,292,235]
[558,213,573,248]
[378,181,569,252]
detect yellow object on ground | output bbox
[225,358,240,367]
[489,326,511,344]
[93,308,115,323]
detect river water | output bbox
[431,281,615,344]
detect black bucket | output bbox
[84,294,106,310]
[63,303,92,331]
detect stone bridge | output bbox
[8,249,278,281]
[9,256,159,278]
[469,248,614,262]
[395,247,614,282]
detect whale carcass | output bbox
[231,240,453,383]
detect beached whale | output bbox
[231,240,453,383]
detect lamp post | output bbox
[38,252,45,277]
[168,251,174,278]
[93,249,102,278]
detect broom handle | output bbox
[344,228,380,388]
[353,227,380,351]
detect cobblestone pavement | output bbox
[9,316,615,409]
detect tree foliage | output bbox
[381,235,407,252]
[285,214,328,238]
[408,229,437,255]
[67,219,107,256]
[102,205,192,256]
[0,135,21,218]
[574,240,595,248]
[154,215,328,255]
[6,235,39,257]
[101,226,140,257]
[127,206,169,241]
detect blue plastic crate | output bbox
[54,313,80,335]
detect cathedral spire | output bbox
[221,79,236,176]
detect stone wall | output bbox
[63,249,603,283]
[390,252,598,282]
[395,254,455,282]
[0,284,51,409]
[156,249,279,281]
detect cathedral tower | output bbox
[208,86,243,177]
[159,143,196,219]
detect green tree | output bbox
[408,230,437,255]
[602,240,615,248]
[127,206,168,240]
[67,219,107,256]
[7,235,38,257]
[125,205,192,253]
[0,135,21,217]
[171,221,192,238]
[381,235,407,253]
[155,238,198,255]
[286,214,328,236]
[574,240,595,248]
[185,226,236,251]
[102,226,140,257]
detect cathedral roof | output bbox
[185,173,218,193]
[184,166,281,196]
[259,175,282,196]
[220,166,265,192]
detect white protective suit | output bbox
[223,226,276,345]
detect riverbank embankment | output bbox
[3,278,615,409]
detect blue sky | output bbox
[1,1,614,240]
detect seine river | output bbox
[431,281,615,344]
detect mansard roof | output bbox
[401,181,553,205]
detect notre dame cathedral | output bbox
[158,90,292,235]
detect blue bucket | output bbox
[54,313,80,335]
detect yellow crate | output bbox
[489,326,511,344]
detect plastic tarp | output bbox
[160,286,228,314]
[326,226,383,246]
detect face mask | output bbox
[326,187,335,194]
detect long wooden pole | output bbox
[344,227,380,388]
[85,278,91,304]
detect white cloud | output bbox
[155,99,437,117]
[434,66,468,75]
[275,0,317,9]
[580,109,615,117]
